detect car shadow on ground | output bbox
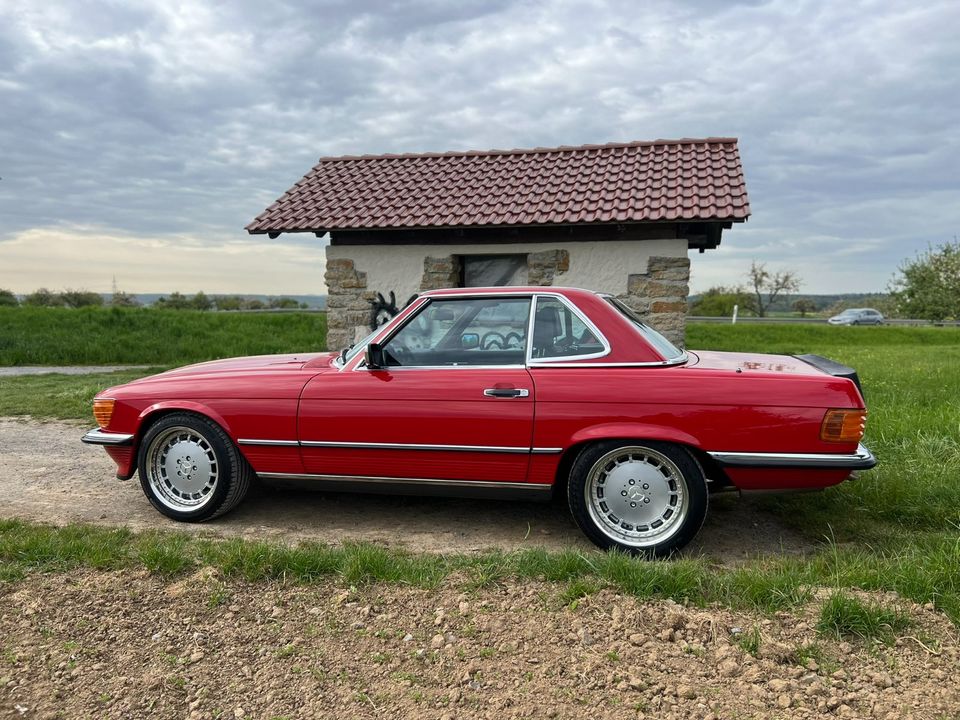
[223,481,816,563]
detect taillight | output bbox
[820,409,866,443]
[93,398,115,429]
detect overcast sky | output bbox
[1,0,957,295]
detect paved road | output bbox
[0,418,814,561]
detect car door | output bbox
[298,295,536,483]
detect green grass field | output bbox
[1,322,958,624]
[0,307,327,365]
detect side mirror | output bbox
[365,342,386,369]
[460,332,480,350]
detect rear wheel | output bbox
[137,413,252,521]
[567,441,708,557]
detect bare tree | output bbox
[746,261,802,317]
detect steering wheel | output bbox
[386,344,412,366]
[503,332,523,349]
[480,331,506,350]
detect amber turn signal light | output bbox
[820,409,866,443]
[93,398,115,429]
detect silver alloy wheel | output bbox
[584,445,689,548]
[145,426,219,512]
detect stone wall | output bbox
[323,245,692,351]
[323,258,374,351]
[527,249,570,286]
[420,256,461,291]
[617,256,691,346]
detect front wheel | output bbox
[137,412,252,522]
[567,441,708,557]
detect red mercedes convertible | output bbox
[83,287,875,556]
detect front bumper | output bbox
[81,428,134,446]
[708,443,876,470]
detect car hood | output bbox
[687,350,834,377]
[139,352,332,380]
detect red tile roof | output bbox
[246,138,750,234]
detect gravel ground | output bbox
[0,366,148,377]
[0,570,958,719]
[0,418,816,561]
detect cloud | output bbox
[0,226,328,294]
[0,0,957,294]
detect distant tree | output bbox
[268,297,300,309]
[299,302,309,309]
[889,239,960,321]
[154,292,191,310]
[190,291,213,311]
[215,295,244,311]
[0,289,18,307]
[110,291,140,307]
[690,286,752,317]
[244,299,265,310]
[746,261,802,317]
[60,289,104,308]
[23,288,64,307]
[792,299,818,317]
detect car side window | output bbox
[383,297,531,367]
[531,297,604,359]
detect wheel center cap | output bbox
[627,487,646,501]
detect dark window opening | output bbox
[461,254,528,287]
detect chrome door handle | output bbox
[483,388,530,398]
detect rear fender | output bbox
[568,423,701,448]
[553,423,713,492]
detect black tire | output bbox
[137,412,252,522]
[567,440,708,558]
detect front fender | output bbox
[101,401,236,481]
[135,401,235,441]
[567,422,702,449]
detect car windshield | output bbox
[335,327,383,367]
[604,297,685,361]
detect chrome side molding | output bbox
[240,439,564,455]
[708,443,876,470]
[257,472,553,501]
[238,439,300,447]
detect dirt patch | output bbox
[0,570,957,719]
[0,418,815,561]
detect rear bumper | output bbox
[708,443,876,471]
[81,428,134,446]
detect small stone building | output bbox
[246,138,750,350]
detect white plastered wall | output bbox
[325,237,687,299]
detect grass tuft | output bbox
[816,591,912,644]
[558,578,603,609]
[736,625,762,656]
[136,532,194,575]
